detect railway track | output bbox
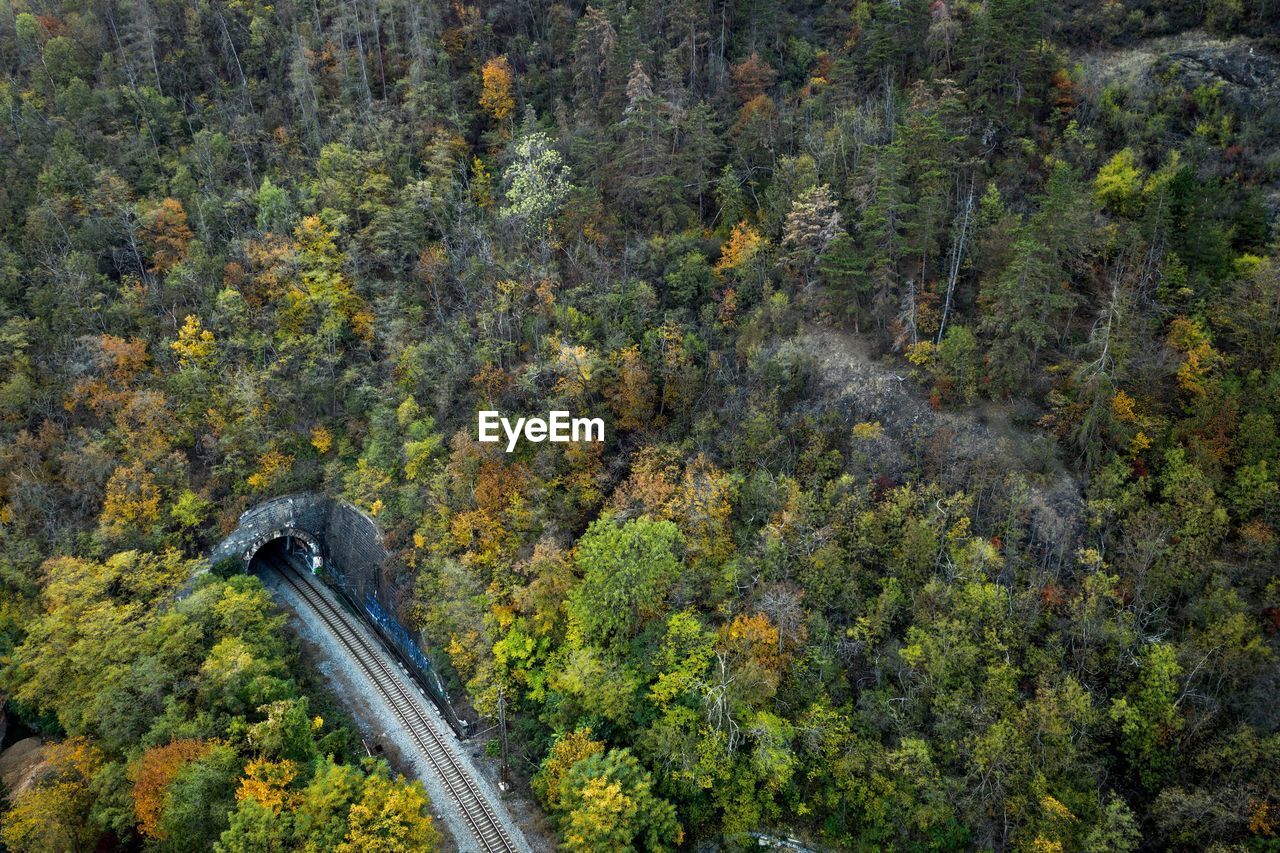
[263,552,520,853]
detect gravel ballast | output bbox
[262,567,535,853]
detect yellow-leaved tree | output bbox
[532,728,605,813]
[336,770,441,852]
[480,55,515,123]
[170,314,216,368]
[715,220,763,274]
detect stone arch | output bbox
[209,493,330,570]
[244,526,323,568]
[208,492,468,736]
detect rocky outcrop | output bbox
[1158,37,1280,113]
[1079,31,1280,225]
[1080,31,1280,111]
[0,738,46,799]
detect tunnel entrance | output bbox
[211,493,468,737]
[245,527,323,571]
[248,535,316,576]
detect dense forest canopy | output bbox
[0,0,1279,849]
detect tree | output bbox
[140,198,194,275]
[248,698,319,763]
[730,53,777,103]
[919,324,981,405]
[605,346,657,432]
[1109,643,1183,787]
[134,739,212,839]
[858,137,910,333]
[480,55,516,123]
[171,314,217,368]
[716,221,764,276]
[235,759,300,814]
[100,459,164,537]
[554,749,682,852]
[533,728,606,812]
[729,93,777,174]
[290,758,365,848]
[0,739,104,852]
[8,551,193,739]
[219,756,368,852]
[216,799,295,853]
[567,516,684,652]
[255,177,293,234]
[608,62,690,231]
[337,766,440,852]
[978,233,1070,394]
[1166,316,1224,402]
[500,132,572,235]
[674,103,722,220]
[663,251,714,309]
[858,0,927,81]
[714,165,748,227]
[1095,149,1145,217]
[783,184,842,290]
[570,6,618,106]
[961,0,1046,115]
[158,744,242,849]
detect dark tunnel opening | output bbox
[249,535,316,577]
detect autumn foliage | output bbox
[0,739,103,852]
[133,739,211,838]
[480,55,516,122]
[2,0,1279,851]
[140,198,193,275]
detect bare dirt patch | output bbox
[799,327,1084,573]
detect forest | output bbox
[0,0,1278,849]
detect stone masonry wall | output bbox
[210,492,466,734]
[209,493,331,566]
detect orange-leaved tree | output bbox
[480,55,515,123]
[139,197,193,275]
[133,739,212,838]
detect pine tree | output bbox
[609,62,689,231]
[857,136,910,333]
[978,233,1068,394]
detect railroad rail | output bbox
[262,551,519,853]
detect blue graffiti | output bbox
[314,564,465,735]
[363,592,440,685]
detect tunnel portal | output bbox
[210,493,466,735]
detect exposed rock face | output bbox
[1081,31,1280,112]
[1158,38,1280,113]
[1080,31,1280,225]
[0,738,47,799]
